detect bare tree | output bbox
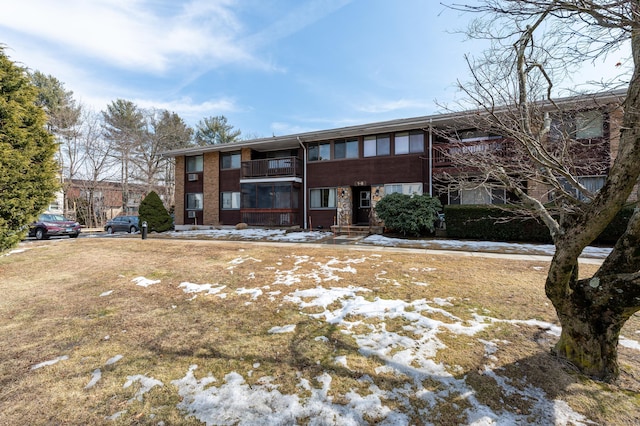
[443,0,640,381]
[131,109,193,209]
[75,109,118,227]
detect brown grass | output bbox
[0,238,638,425]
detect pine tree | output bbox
[138,191,173,233]
[0,47,59,252]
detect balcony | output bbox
[241,157,302,179]
[433,137,610,175]
[433,139,509,168]
[241,209,299,226]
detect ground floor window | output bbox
[384,182,423,196]
[186,193,203,210]
[449,184,505,205]
[555,175,606,202]
[241,183,299,209]
[221,192,240,209]
[310,188,337,209]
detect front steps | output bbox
[330,225,383,236]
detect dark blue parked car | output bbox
[104,216,139,234]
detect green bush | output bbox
[375,193,442,237]
[138,191,173,233]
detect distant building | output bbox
[55,179,165,225]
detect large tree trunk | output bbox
[550,276,638,381]
[547,210,640,381]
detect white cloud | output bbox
[354,98,433,114]
[0,0,252,74]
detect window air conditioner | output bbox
[187,211,197,218]
[188,173,198,181]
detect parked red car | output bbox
[29,214,81,240]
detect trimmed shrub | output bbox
[138,191,173,233]
[375,193,442,237]
[444,205,551,242]
[443,204,636,244]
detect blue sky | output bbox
[0,0,630,138]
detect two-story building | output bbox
[164,90,629,232]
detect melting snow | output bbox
[30,355,69,370]
[18,235,635,425]
[132,276,161,287]
[268,324,296,334]
[85,369,102,389]
[106,354,123,366]
[179,282,226,296]
[123,375,164,401]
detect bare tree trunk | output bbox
[549,273,640,380]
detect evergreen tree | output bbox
[138,191,173,233]
[194,115,241,145]
[0,47,59,252]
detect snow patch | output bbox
[132,276,160,287]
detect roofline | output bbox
[162,88,627,157]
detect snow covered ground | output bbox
[159,228,612,259]
[25,247,636,425]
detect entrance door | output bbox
[353,186,371,225]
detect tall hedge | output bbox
[443,204,635,244]
[138,191,173,233]
[0,47,59,252]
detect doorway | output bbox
[353,186,371,225]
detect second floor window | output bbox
[575,110,604,139]
[551,109,604,140]
[186,155,203,172]
[395,131,424,154]
[221,152,241,169]
[334,139,359,159]
[308,143,331,161]
[364,135,390,157]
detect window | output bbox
[186,193,203,210]
[186,155,203,172]
[395,131,424,154]
[384,183,423,196]
[556,176,606,202]
[334,138,359,159]
[308,143,331,161]
[551,110,604,140]
[359,191,371,208]
[221,152,241,169]
[221,192,240,209]
[363,135,390,157]
[310,188,337,209]
[576,110,603,139]
[241,183,298,209]
[449,184,505,205]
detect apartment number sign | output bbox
[354,180,367,186]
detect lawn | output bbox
[0,238,638,425]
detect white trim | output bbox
[240,177,302,184]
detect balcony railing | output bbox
[241,157,302,179]
[433,139,510,168]
[241,209,299,226]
